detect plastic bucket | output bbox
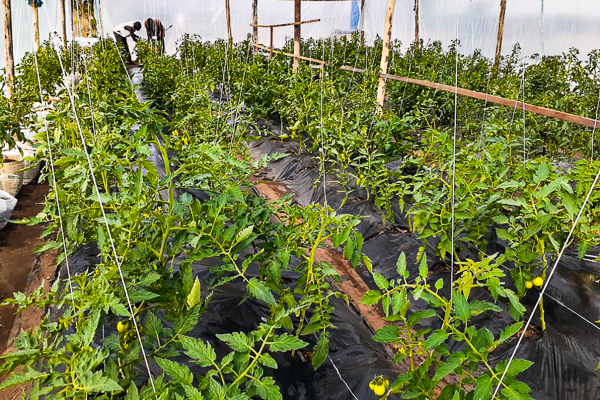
[0,189,18,230]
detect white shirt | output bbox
[113,21,137,38]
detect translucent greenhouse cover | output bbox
[2,0,600,71]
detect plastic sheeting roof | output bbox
[2,0,600,71]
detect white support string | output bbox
[31,14,76,312]
[229,40,252,152]
[319,37,329,210]
[491,162,600,398]
[450,5,460,305]
[50,33,157,395]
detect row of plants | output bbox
[150,36,556,399]
[0,38,372,399]
[165,35,600,398]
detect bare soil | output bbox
[0,181,60,400]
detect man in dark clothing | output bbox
[113,21,142,64]
[144,18,166,54]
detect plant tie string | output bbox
[31,14,76,311]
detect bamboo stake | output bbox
[2,0,14,97]
[293,0,301,71]
[494,0,507,68]
[376,0,396,113]
[414,0,419,50]
[225,0,232,42]
[61,0,67,43]
[360,0,365,43]
[252,0,258,54]
[32,4,40,50]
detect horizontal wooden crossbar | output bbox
[252,42,326,65]
[341,65,600,129]
[250,19,320,28]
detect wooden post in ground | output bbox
[269,26,274,60]
[225,0,232,42]
[414,0,419,49]
[61,0,67,43]
[2,0,14,97]
[97,0,105,38]
[359,0,365,43]
[32,4,40,50]
[252,0,258,53]
[494,0,507,68]
[376,0,396,113]
[293,0,301,71]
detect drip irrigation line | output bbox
[31,18,76,311]
[51,36,157,395]
[492,158,600,398]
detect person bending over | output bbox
[113,21,142,64]
[144,18,166,53]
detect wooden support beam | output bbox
[225,0,232,42]
[376,0,396,113]
[253,42,325,65]
[495,0,507,68]
[293,0,301,71]
[61,0,67,43]
[32,4,40,50]
[414,0,419,50]
[250,19,320,29]
[341,65,600,129]
[252,0,258,54]
[2,0,14,97]
[359,0,365,43]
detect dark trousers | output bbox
[114,33,131,63]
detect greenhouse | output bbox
[1,0,599,399]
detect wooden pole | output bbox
[269,26,274,60]
[2,0,14,97]
[61,0,67,44]
[252,0,258,53]
[69,0,74,39]
[376,0,396,113]
[359,0,365,43]
[494,0,507,68]
[225,0,232,42]
[293,0,301,71]
[414,0,419,50]
[32,4,40,51]
[97,0,105,38]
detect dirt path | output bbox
[0,182,52,353]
